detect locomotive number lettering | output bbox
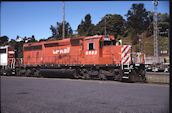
[53,47,70,54]
[85,50,97,55]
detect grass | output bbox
[119,33,169,57]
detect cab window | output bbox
[112,40,116,45]
[88,43,95,50]
[0,48,6,53]
[99,41,102,48]
[104,41,112,46]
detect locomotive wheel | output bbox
[99,70,106,80]
[15,69,19,76]
[16,69,24,76]
[129,70,136,82]
[140,69,147,83]
[83,73,90,80]
[80,69,90,80]
[99,74,106,80]
[113,69,122,81]
[25,69,32,77]
[72,70,79,79]
[34,70,40,77]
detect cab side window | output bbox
[0,48,6,53]
[99,41,102,48]
[88,43,95,50]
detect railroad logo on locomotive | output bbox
[53,47,70,54]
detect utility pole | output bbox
[0,2,1,36]
[137,33,143,52]
[153,0,159,64]
[104,15,111,36]
[63,1,65,39]
[104,16,107,36]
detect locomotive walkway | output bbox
[1,76,169,113]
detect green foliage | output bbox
[50,21,73,40]
[157,13,169,37]
[146,12,169,37]
[126,3,151,34]
[7,35,37,58]
[0,36,9,46]
[125,3,151,47]
[50,25,57,37]
[77,14,95,36]
[158,22,169,37]
[16,41,24,58]
[146,22,153,37]
[95,14,126,38]
[157,13,169,22]
[28,35,36,43]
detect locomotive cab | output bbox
[82,35,122,65]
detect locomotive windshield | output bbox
[104,41,112,46]
[104,40,116,46]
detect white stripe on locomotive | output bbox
[121,45,127,52]
[122,52,130,64]
[121,45,131,64]
[121,45,130,58]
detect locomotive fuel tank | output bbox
[39,69,76,78]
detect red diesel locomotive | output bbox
[2,35,146,82]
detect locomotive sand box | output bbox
[0,35,146,82]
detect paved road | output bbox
[1,76,169,113]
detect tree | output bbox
[8,39,16,47]
[77,14,95,36]
[50,21,73,40]
[50,25,57,37]
[77,20,85,35]
[9,36,25,58]
[126,3,151,47]
[95,14,126,38]
[157,13,169,22]
[157,13,169,37]
[0,36,9,46]
[146,12,169,37]
[126,3,151,34]
[28,35,36,43]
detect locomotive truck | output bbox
[0,35,146,82]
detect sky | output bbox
[1,1,170,40]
